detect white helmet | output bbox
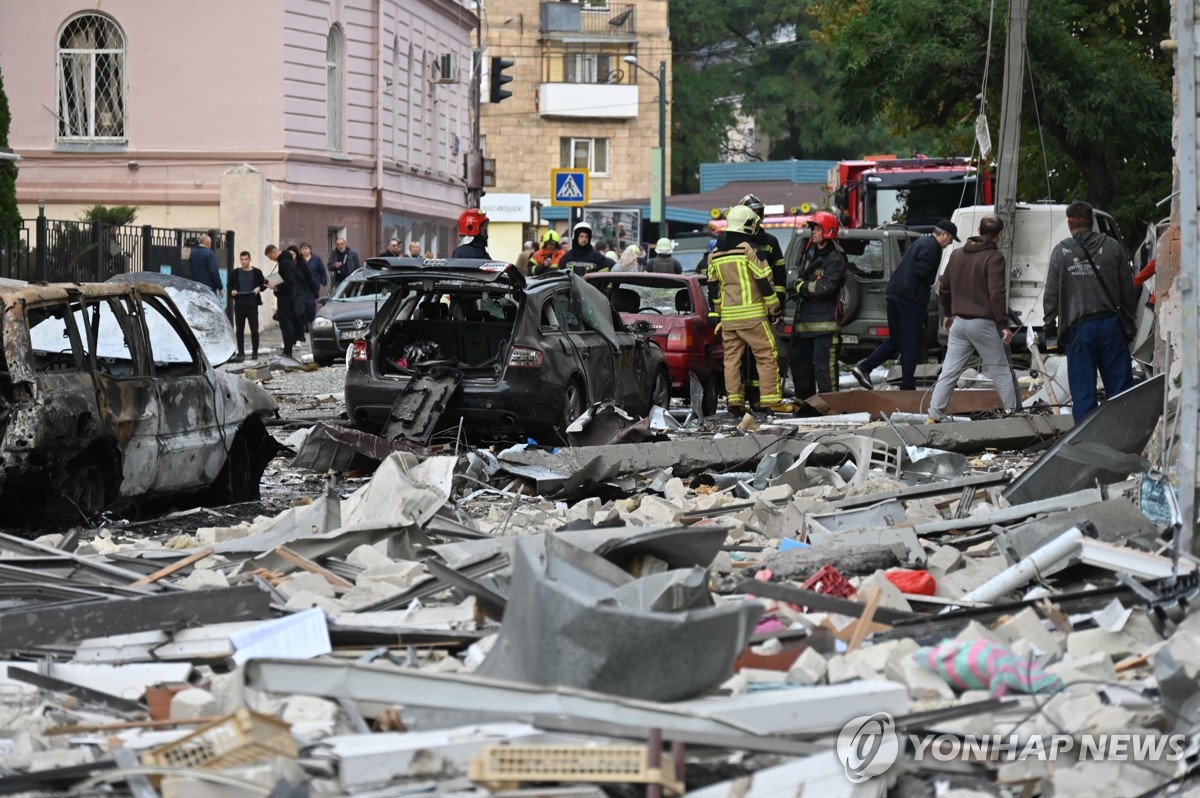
[655,237,674,254]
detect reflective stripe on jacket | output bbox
[707,242,779,328]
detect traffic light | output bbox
[489,56,514,104]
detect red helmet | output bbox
[809,210,840,239]
[458,208,489,237]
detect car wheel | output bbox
[62,456,109,518]
[314,354,336,367]
[837,276,862,325]
[561,379,585,430]
[702,375,718,417]
[210,421,277,504]
[650,368,671,410]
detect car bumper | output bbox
[662,351,722,392]
[345,371,561,432]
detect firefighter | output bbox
[737,194,787,406]
[559,222,611,276]
[707,205,792,415]
[451,208,491,258]
[788,210,848,399]
[531,229,566,275]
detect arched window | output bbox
[57,13,126,141]
[326,26,345,151]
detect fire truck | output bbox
[830,156,993,231]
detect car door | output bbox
[74,294,161,497]
[133,292,225,493]
[554,291,616,403]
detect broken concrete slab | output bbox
[764,542,909,580]
[674,679,909,735]
[867,414,1074,455]
[804,388,1008,419]
[476,536,762,701]
[1005,374,1165,504]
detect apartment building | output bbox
[479,0,672,232]
[0,0,475,260]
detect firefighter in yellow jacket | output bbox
[707,205,793,414]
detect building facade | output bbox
[0,0,475,265]
[479,0,671,239]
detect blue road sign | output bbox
[551,168,589,206]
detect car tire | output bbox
[62,454,111,518]
[209,421,276,504]
[561,379,585,430]
[838,276,862,325]
[651,368,671,410]
[314,354,336,367]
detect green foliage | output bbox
[80,204,140,226]
[0,64,17,231]
[811,0,1172,241]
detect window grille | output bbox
[57,14,126,142]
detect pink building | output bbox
[0,0,476,260]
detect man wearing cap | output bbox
[852,220,960,390]
[927,215,1019,422]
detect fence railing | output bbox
[0,211,235,286]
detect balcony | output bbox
[540,2,636,39]
[540,82,638,118]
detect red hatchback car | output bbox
[585,273,724,415]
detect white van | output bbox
[938,204,1151,352]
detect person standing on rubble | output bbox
[787,211,848,400]
[852,219,959,390]
[1042,201,1138,422]
[927,215,1019,422]
[736,194,787,407]
[707,205,791,415]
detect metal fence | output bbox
[0,210,235,286]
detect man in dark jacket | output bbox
[648,237,683,274]
[190,234,224,298]
[1043,201,1138,422]
[928,215,1018,421]
[559,222,609,276]
[852,219,959,390]
[788,211,848,399]
[451,208,492,259]
[329,238,361,285]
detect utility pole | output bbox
[466,10,483,208]
[1176,0,1199,554]
[994,0,1028,264]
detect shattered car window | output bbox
[332,274,403,303]
[76,297,139,376]
[569,274,620,350]
[27,303,81,373]
[140,294,201,375]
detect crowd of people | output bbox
[190,197,1139,427]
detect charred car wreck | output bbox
[0,280,278,521]
[344,259,670,443]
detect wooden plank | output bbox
[46,716,223,736]
[846,587,882,653]
[130,546,214,587]
[274,545,354,589]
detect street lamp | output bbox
[622,55,667,239]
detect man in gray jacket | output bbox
[927,215,1018,422]
[1042,201,1137,422]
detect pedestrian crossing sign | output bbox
[551,168,589,206]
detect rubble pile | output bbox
[1,375,1198,798]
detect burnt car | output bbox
[585,272,724,415]
[1,279,278,520]
[310,265,406,367]
[344,258,671,439]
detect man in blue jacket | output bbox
[851,219,958,390]
[189,234,224,298]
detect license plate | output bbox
[338,330,366,341]
[842,334,859,344]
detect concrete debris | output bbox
[0,356,1195,798]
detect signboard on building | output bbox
[479,193,532,222]
[551,169,589,206]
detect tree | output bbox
[0,64,17,228]
[811,0,1172,240]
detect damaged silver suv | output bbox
[0,279,278,521]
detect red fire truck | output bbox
[830,156,993,231]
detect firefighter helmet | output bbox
[809,210,840,239]
[655,237,674,254]
[726,205,760,236]
[572,221,593,238]
[738,193,766,218]
[457,208,489,237]
[541,229,561,246]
